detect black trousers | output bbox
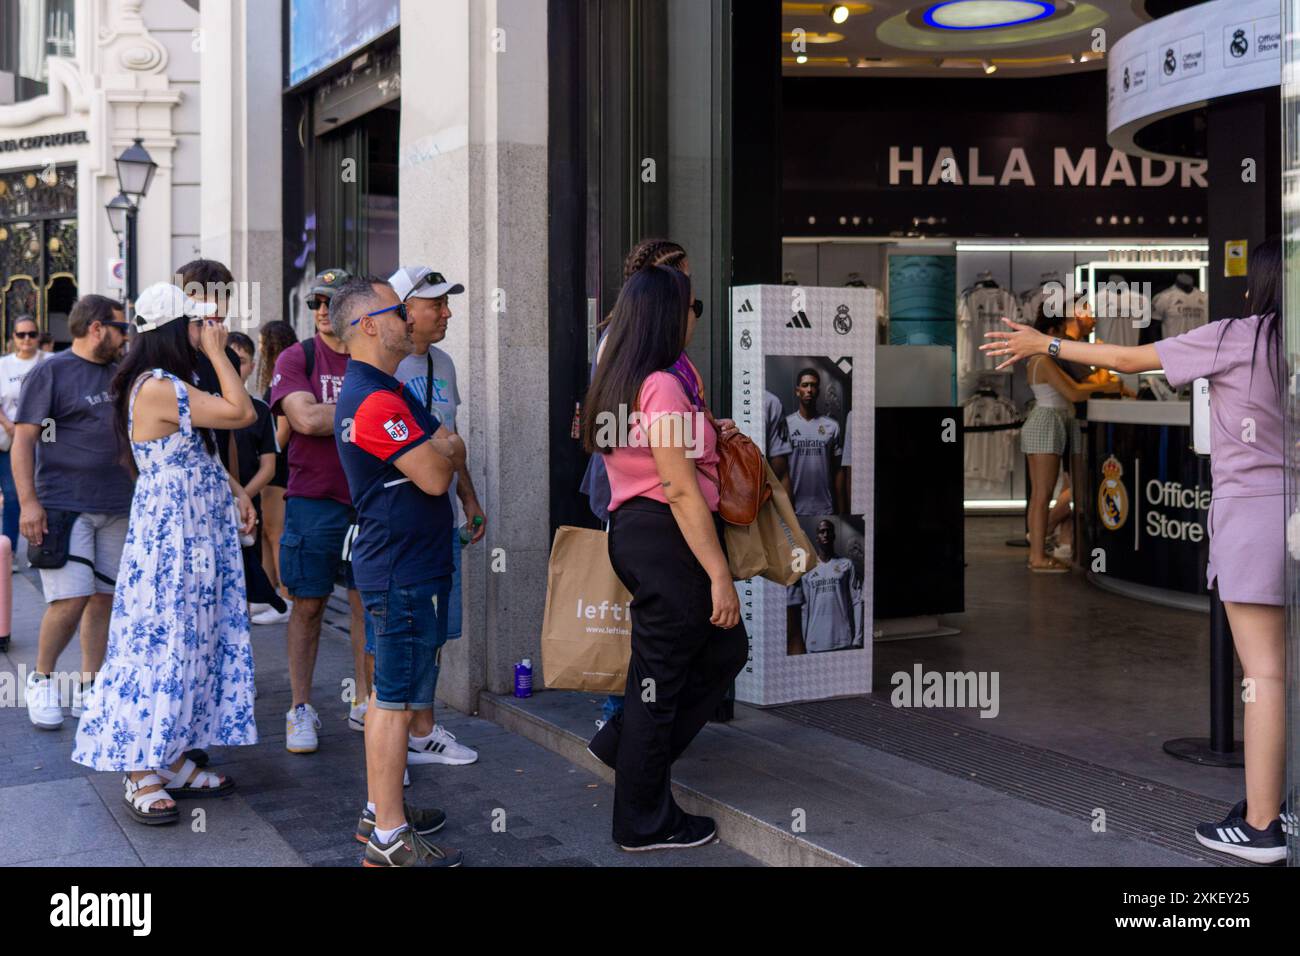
[589,497,748,844]
[242,497,286,612]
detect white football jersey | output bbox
[791,558,857,653]
[1152,286,1209,339]
[1093,287,1150,347]
[764,390,792,458]
[786,413,841,516]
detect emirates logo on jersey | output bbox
[384,417,410,442]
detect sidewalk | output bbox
[0,571,756,868]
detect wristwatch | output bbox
[1047,337,1062,357]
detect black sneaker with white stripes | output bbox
[1194,800,1286,864]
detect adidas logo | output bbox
[786,311,811,329]
[738,299,754,313]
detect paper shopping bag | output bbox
[540,526,632,694]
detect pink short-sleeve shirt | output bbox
[604,371,720,512]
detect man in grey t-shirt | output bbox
[388,266,486,768]
[12,295,132,731]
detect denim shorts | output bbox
[363,577,452,711]
[365,542,460,652]
[279,496,355,598]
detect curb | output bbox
[478,692,856,867]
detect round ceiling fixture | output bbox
[829,4,851,23]
[923,1,1056,30]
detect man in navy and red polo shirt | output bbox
[330,276,465,868]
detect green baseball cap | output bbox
[310,268,351,298]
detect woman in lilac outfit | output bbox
[984,239,1288,865]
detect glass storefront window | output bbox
[0,0,76,104]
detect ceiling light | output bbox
[829,4,850,23]
[796,54,809,63]
[982,60,997,74]
[924,1,1055,31]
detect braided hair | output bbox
[597,239,689,336]
[622,238,687,279]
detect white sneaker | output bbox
[408,725,478,766]
[249,602,271,616]
[286,703,321,753]
[251,601,292,626]
[348,699,367,732]
[26,672,63,730]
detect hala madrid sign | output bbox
[1108,0,1281,160]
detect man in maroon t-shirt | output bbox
[269,268,365,755]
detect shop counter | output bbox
[1079,399,1211,612]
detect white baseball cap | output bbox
[388,266,465,302]
[134,283,218,332]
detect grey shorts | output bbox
[1020,405,1069,457]
[38,512,128,602]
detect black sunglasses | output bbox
[13,330,38,340]
[692,299,705,319]
[409,271,448,299]
[107,322,131,335]
[306,295,329,311]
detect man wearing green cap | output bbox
[269,268,366,754]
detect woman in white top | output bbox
[0,315,45,549]
[1020,300,1122,572]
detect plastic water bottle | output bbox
[459,514,485,547]
[513,658,533,698]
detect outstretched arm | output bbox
[984,318,1163,375]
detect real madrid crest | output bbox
[1097,455,1129,532]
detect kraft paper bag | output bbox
[541,526,632,695]
[724,461,819,586]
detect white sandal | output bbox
[157,757,234,798]
[123,774,179,826]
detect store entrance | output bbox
[0,164,76,345]
[769,2,1280,842]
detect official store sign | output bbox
[1107,0,1280,159]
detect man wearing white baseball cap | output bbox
[385,266,484,768]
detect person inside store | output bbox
[1018,297,1124,573]
[582,264,748,852]
[1045,297,1135,562]
[983,238,1288,864]
[72,283,258,825]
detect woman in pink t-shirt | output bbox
[580,265,748,853]
[984,239,1287,864]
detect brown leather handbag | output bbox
[703,408,771,526]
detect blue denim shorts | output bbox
[279,496,355,598]
[363,577,452,711]
[365,543,460,652]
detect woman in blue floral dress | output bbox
[72,283,260,825]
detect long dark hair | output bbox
[581,266,691,454]
[1217,236,1283,399]
[112,318,216,456]
[258,320,298,395]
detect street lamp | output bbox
[115,138,158,200]
[104,138,157,310]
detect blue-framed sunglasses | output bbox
[351,302,409,326]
